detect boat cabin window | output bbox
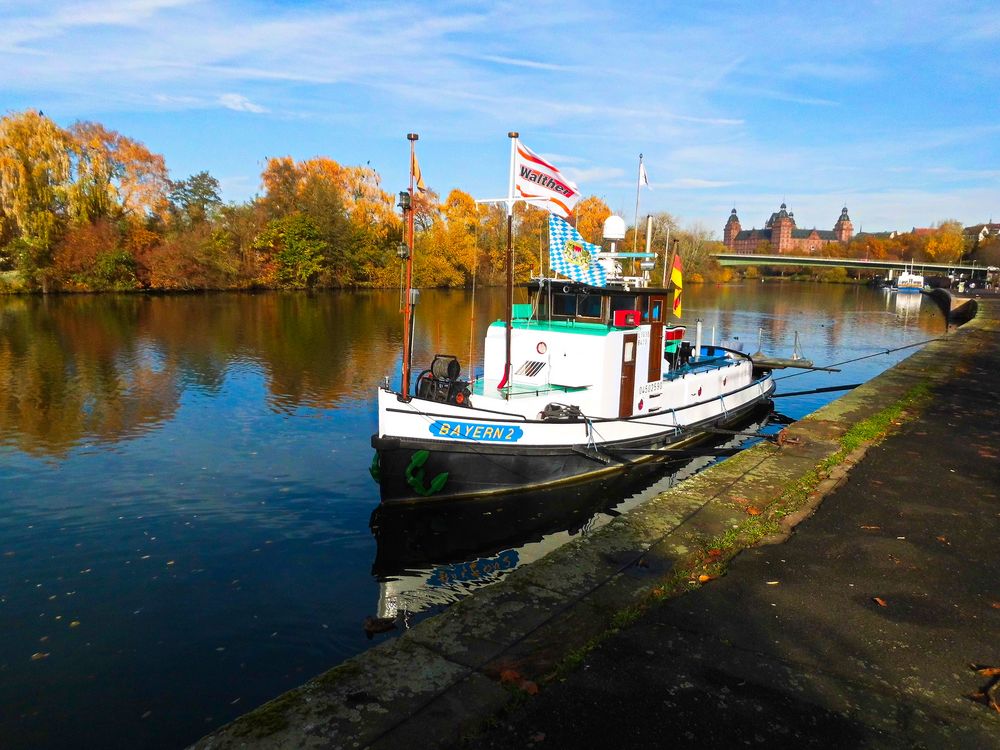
[577,294,602,319]
[645,297,664,323]
[551,293,576,317]
[542,291,604,321]
[610,295,639,315]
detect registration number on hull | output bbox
[429,420,524,442]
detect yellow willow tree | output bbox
[477,202,510,285]
[0,111,72,284]
[414,196,464,288]
[514,202,548,280]
[440,189,482,284]
[67,121,170,225]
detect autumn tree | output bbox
[513,202,548,280]
[0,111,72,287]
[412,188,495,288]
[67,121,169,224]
[922,220,965,263]
[573,195,611,244]
[258,156,400,286]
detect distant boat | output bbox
[895,268,924,293]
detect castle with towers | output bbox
[723,204,854,254]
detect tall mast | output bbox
[400,132,418,400]
[632,153,644,273]
[497,131,518,398]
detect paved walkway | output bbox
[463,309,1000,748]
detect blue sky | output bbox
[1,0,997,233]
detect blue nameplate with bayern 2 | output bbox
[429,420,523,442]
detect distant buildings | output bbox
[964,223,1000,244]
[723,204,853,254]
[722,205,999,256]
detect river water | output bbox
[0,284,943,749]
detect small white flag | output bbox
[639,161,651,189]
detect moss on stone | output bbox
[230,686,308,738]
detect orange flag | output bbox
[411,151,426,192]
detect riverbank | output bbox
[191,298,997,750]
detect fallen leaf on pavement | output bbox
[872,597,888,607]
[746,505,762,516]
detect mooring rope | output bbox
[773,337,942,382]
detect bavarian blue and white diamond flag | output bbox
[548,214,607,287]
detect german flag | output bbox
[670,254,682,318]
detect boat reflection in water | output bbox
[369,405,776,623]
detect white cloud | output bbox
[475,54,579,72]
[218,93,267,114]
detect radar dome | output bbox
[603,215,626,240]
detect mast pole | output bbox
[632,153,643,273]
[662,223,671,287]
[498,131,518,398]
[400,132,418,400]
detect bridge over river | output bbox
[714,253,994,278]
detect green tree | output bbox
[254,214,327,288]
[168,171,223,227]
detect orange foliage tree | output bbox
[573,195,611,244]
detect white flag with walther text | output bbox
[513,142,580,218]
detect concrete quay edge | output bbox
[191,299,998,750]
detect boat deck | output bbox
[470,380,587,398]
[663,354,736,380]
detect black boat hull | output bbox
[372,394,771,504]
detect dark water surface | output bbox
[0,285,943,749]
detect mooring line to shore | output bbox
[773,383,863,399]
[772,338,942,382]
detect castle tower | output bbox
[771,202,793,253]
[723,208,741,248]
[834,206,853,243]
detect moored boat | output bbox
[371,134,775,504]
[895,268,924,293]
